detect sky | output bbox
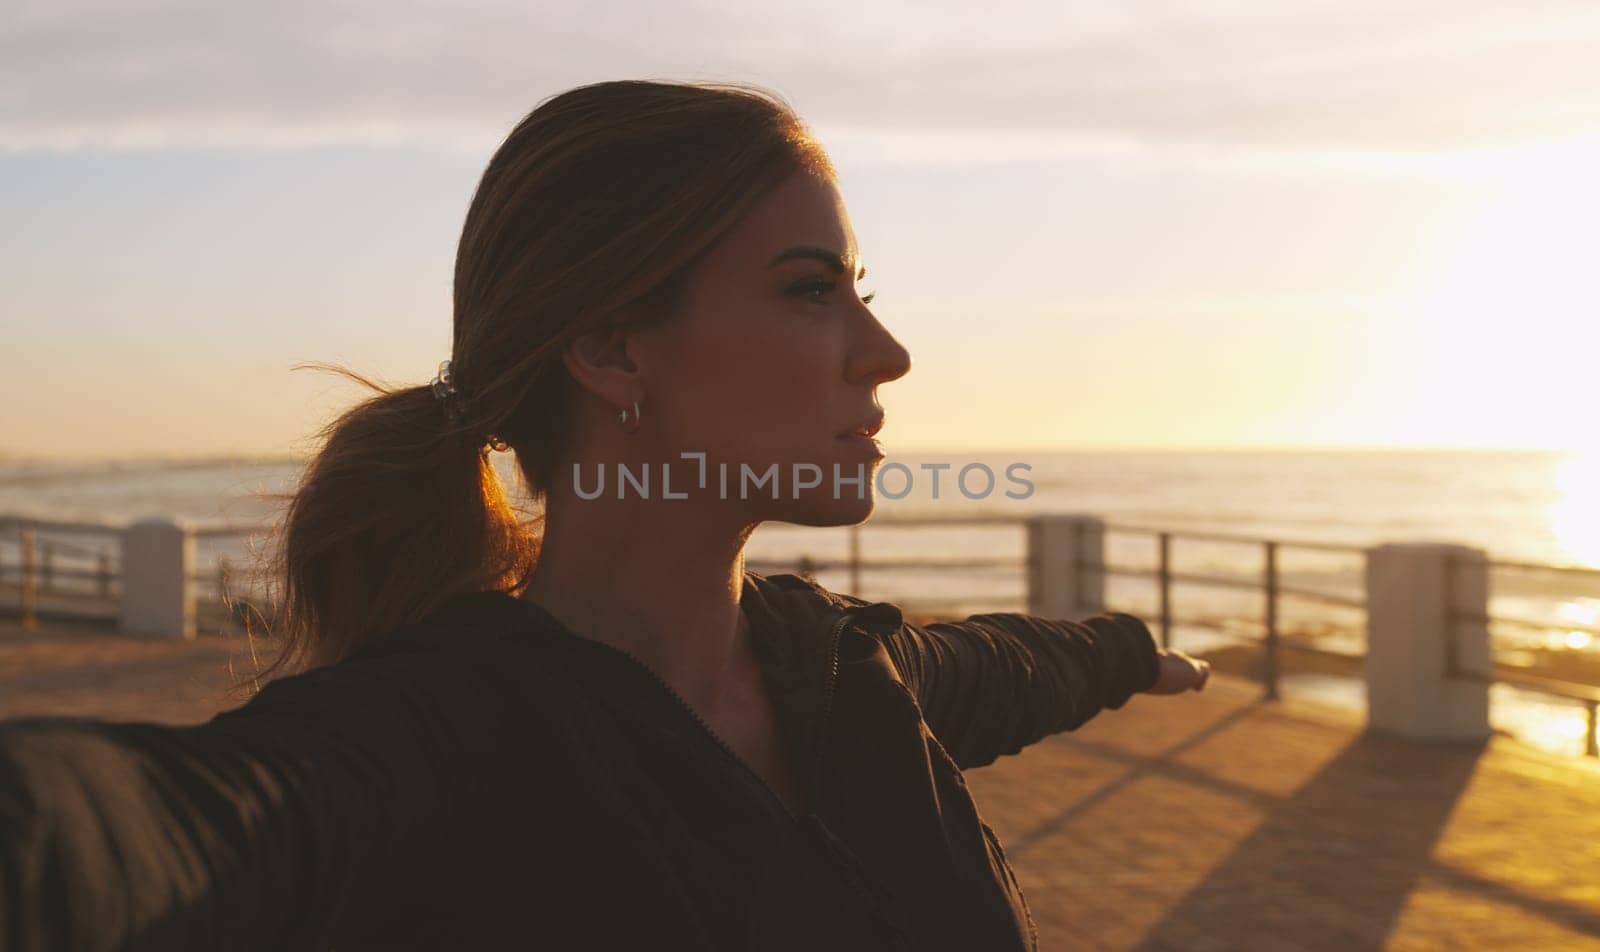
[2,0,1598,460]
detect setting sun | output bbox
[1551,451,1600,568]
[1371,135,1600,452]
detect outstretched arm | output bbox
[0,642,477,951]
[874,610,1165,769]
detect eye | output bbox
[790,278,877,307]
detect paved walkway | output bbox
[0,621,260,723]
[5,622,1600,949]
[966,671,1600,950]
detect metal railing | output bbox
[4,511,1598,756]
[1442,549,1600,757]
[761,516,1600,758]
[1089,522,1599,758]
[1087,525,1373,705]
[1,518,125,626]
[0,515,276,628]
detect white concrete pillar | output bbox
[121,515,196,639]
[1027,514,1105,617]
[1364,543,1491,743]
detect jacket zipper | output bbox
[803,613,910,951]
[805,612,849,812]
[569,611,906,948]
[567,610,849,822]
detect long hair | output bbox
[237,79,836,693]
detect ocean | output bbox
[3,449,1597,756]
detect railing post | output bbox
[1026,514,1104,618]
[1586,700,1598,759]
[1263,540,1280,701]
[97,552,112,596]
[1157,532,1172,650]
[1364,543,1490,743]
[121,515,196,639]
[19,526,37,629]
[798,554,815,583]
[40,542,54,593]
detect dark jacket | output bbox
[0,569,1162,951]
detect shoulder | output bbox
[343,590,550,662]
[743,569,906,638]
[220,591,551,725]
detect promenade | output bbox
[966,671,1600,950]
[4,621,1599,950]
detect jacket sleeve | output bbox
[874,610,1162,769]
[0,642,472,952]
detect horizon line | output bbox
[0,443,1580,467]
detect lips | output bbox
[837,411,885,440]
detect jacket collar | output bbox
[413,570,907,815]
[739,568,904,650]
[413,569,904,675]
[736,569,845,694]
[735,570,909,791]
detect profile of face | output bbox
[562,169,913,529]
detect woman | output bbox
[0,79,1210,951]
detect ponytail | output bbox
[238,363,538,694]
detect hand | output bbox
[1145,648,1211,694]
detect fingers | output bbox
[1152,651,1211,695]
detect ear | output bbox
[559,321,642,408]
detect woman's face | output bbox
[633,169,913,527]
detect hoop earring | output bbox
[618,399,642,433]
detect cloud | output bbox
[2,0,1598,160]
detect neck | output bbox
[519,485,760,713]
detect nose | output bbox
[846,309,913,387]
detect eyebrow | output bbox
[768,245,867,281]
